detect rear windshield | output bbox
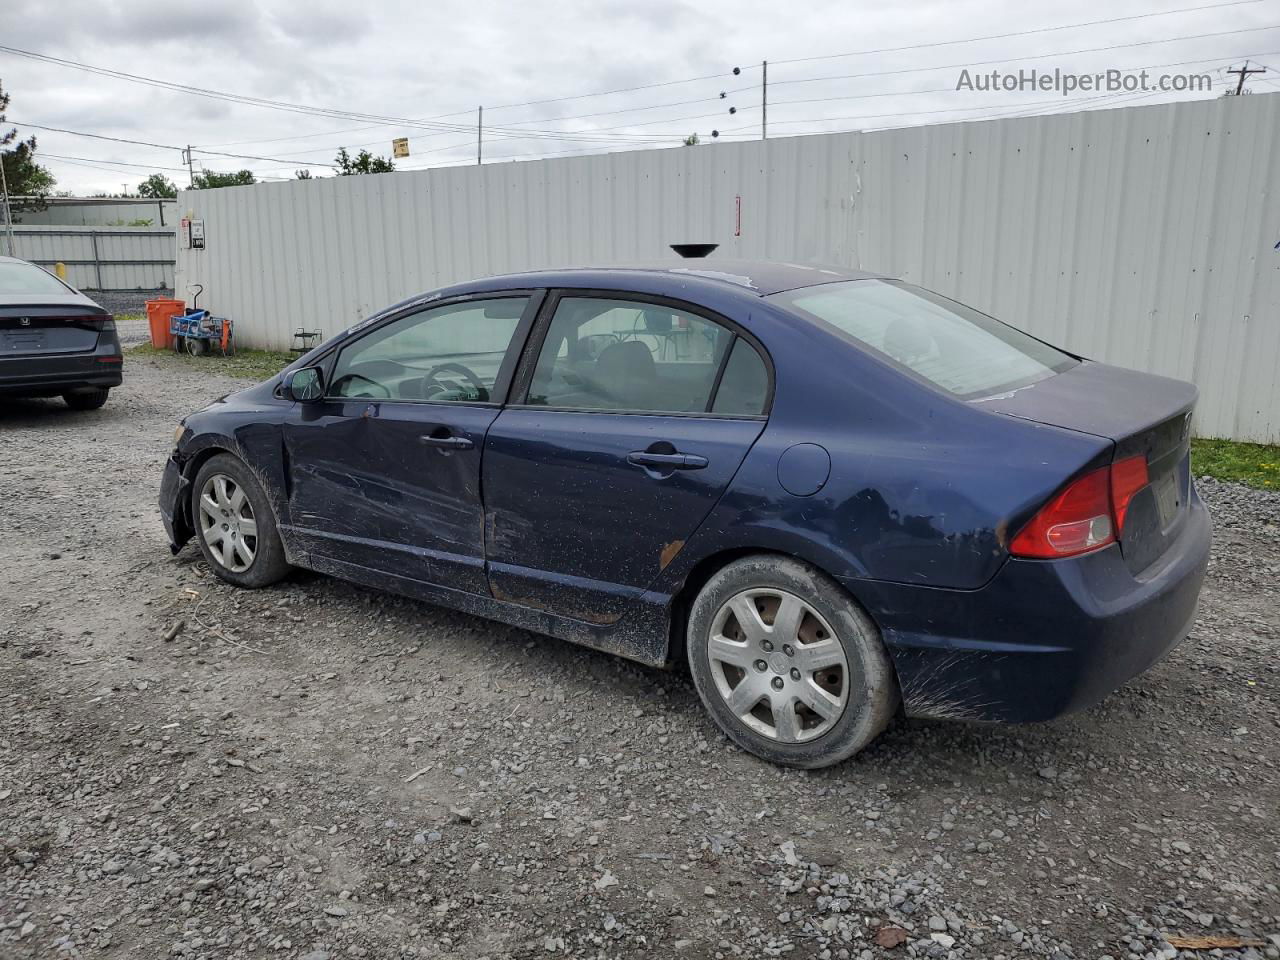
[771,280,1076,399]
[0,261,73,296]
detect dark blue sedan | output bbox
[159,261,1211,767]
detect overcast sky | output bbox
[2,0,1278,195]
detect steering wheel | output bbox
[423,362,487,401]
[332,373,391,399]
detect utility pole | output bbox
[0,155,15,257]
[761,60,768,140]
[1227,60,1265,95]
[182,145,195,187]
[477,106,483,165]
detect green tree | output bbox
[335,147,394,175]
[683,133,700,146]
[137,173,177,198]
[1,80,56,216]
[295,169,313,180]
[191,169,257,189]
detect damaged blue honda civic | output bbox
[160,260,1211,768]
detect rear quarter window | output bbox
[711,338,769,416]
[771,280,1076,399]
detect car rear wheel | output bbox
[686,555,898,768]
[191,453,291,588]
[62,387,110,410]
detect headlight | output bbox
[174,423,185,447]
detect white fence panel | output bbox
[11,225,175,290]
[176,93,1280,443]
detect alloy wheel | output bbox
[198,474,258,573]
[707,588,849,743]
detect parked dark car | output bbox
[0,256,122,409]
[159,261,1210,767]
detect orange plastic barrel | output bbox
[145,298,185,349]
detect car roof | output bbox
[449,260,885,298]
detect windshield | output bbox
[0,260,74,296]
[771,280,1077,399]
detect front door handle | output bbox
[627,451,708,470]
[419,433,473,450]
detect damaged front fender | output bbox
[159,454,193,553]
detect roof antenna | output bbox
[670,243,718,258]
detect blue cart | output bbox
[170,309,234,356]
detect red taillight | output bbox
[1011,466,1114,558]
[1011,456,1151,559]
[1109,455,1149,533]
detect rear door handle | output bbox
[627,451,708,470]
[419,433,474,450]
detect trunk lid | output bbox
[0,304,111,357]
[973,360,1197,574]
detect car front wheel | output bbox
[191,453,291,588]
[686,555,898,768]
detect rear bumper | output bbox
[160,455,193,553]
[847,490,1212,723]
[0,348,123,396]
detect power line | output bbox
[199,21,1280,157]
[765,23,1280,89]
[721,50,1280,112]
[762,0,1267,67]
[4,16,1266,161]
[0,43,716,145]
[8,119,338,168]
[183,0,1265,151]
[37,152,190,173]
[255,34,1265,161]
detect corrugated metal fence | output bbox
[176,93,1280,443]
[13,225,175,290]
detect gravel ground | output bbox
[2,355,1278,960]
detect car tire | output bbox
[62,387,110,410]
[191,453,291,588]
[686,555,898,768]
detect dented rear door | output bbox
[481,410,764,624]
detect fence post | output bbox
[89,231,103,289]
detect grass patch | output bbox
[129,342,295,382]
[1191,438,1280,491]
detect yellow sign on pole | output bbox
[392,138,410,159]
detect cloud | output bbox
[1,0,1272,192]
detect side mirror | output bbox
[283,366,325,402]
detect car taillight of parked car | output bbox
[1010,455,1149,559]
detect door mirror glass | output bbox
[284,366,325,402]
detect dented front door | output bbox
[282,400,498,594]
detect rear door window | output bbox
[525,296,768,415]
[771,280,1076,399]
